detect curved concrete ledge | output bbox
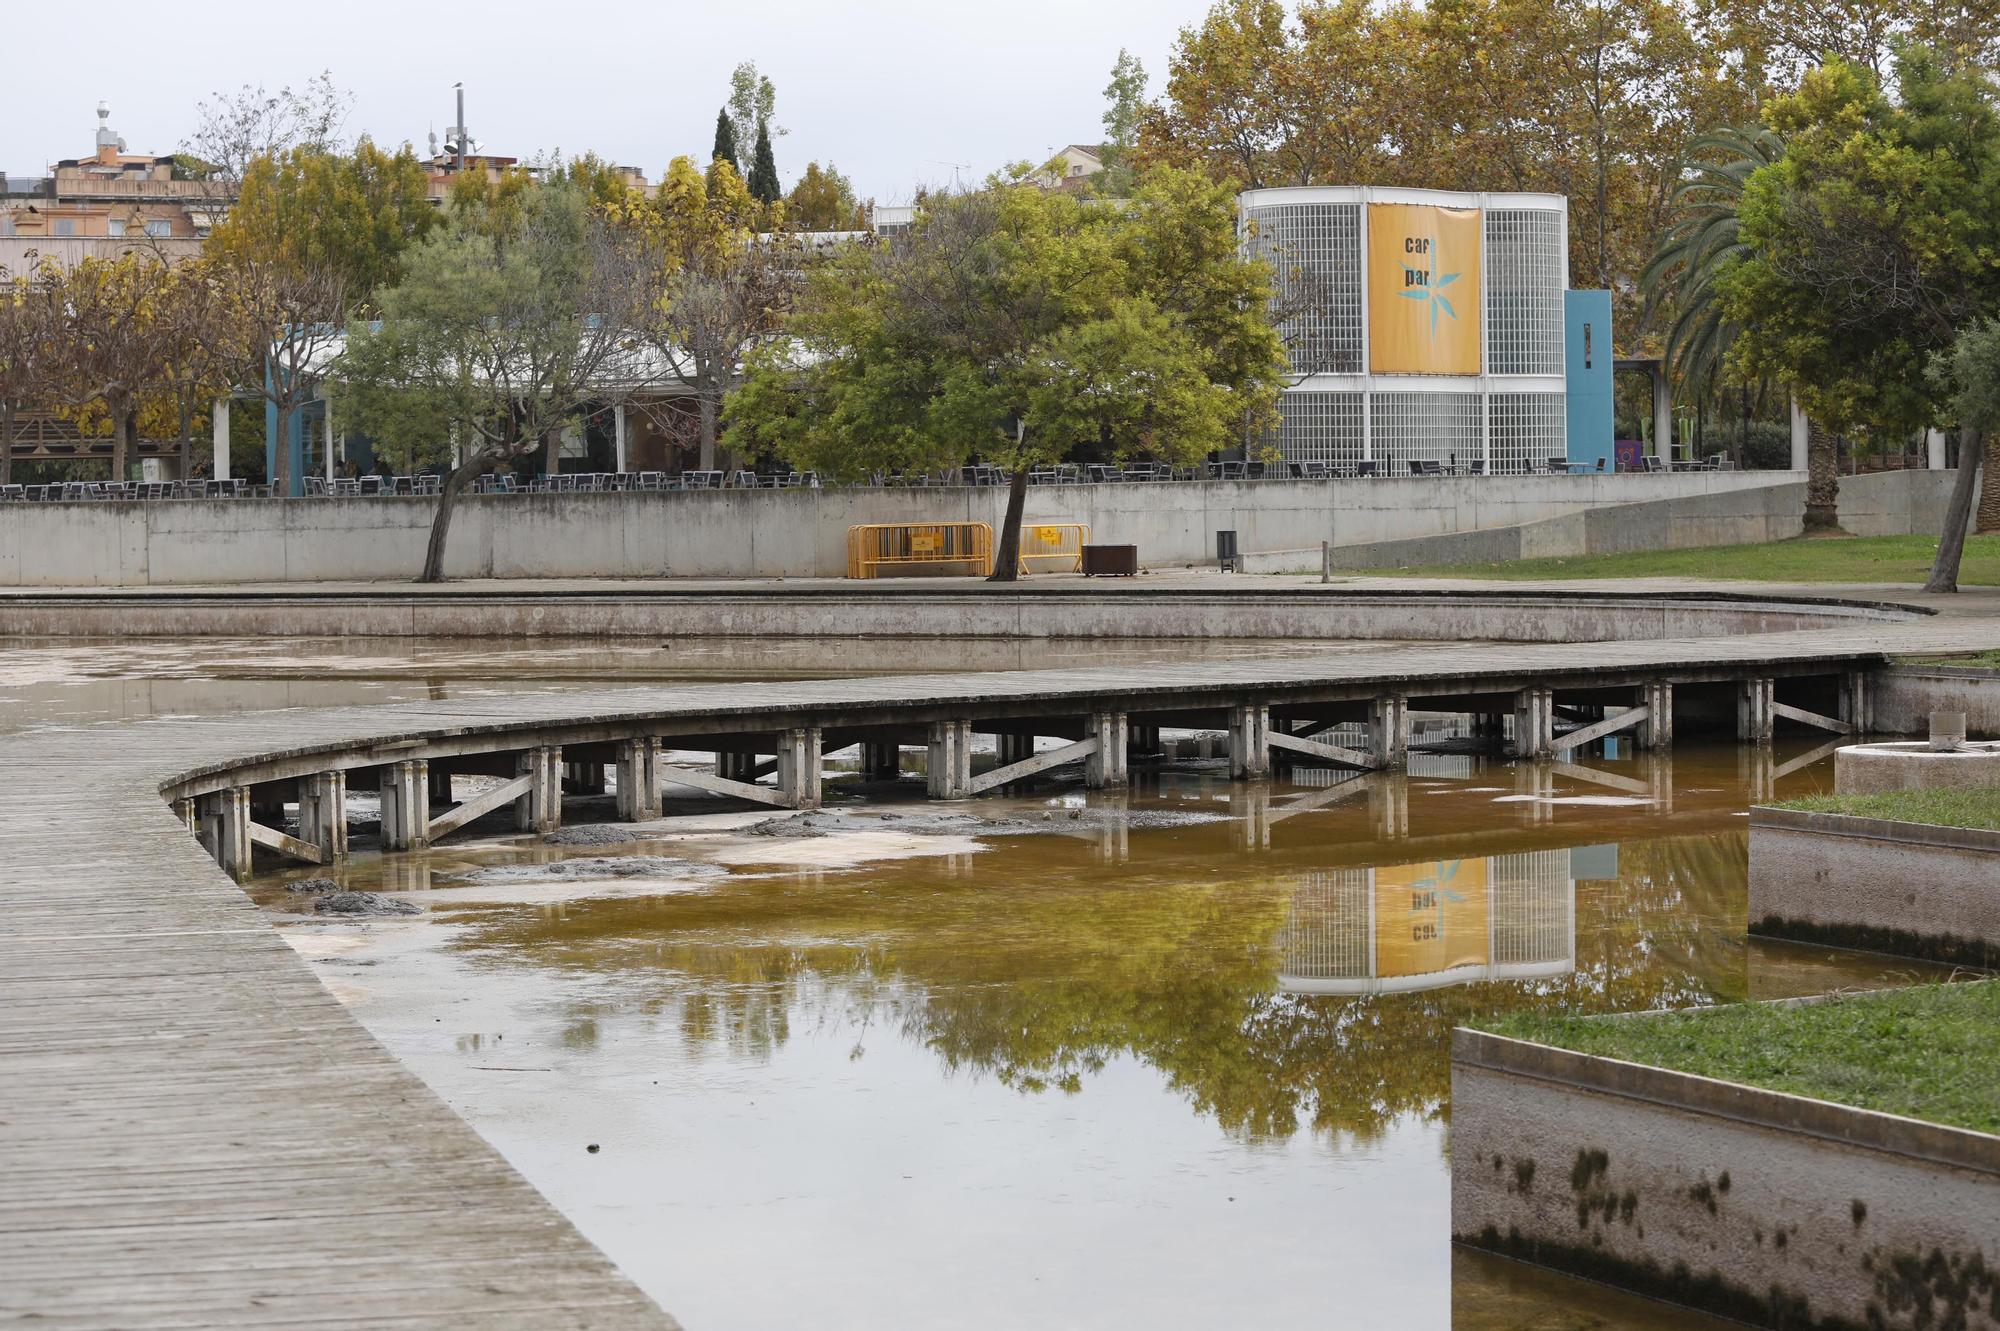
[1835,740,2000,792]
[0,584,1934,641]
[3,614,1995,1324]
[1451,1023,2000,1330]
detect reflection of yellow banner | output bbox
[1368,204,1482,376]
[1375,859,1489,977]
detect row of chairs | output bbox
[0,479,260,502]
[305,475,442,497]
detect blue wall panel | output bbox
[1564,290,1614,471]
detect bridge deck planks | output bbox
[3,616,1998,1326]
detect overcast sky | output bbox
[5,0,1213,202]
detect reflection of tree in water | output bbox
[459,834,1759,1142]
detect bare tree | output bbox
[649,236,799,469]
[182,73,351,192]
[211,249,348,496]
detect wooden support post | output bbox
[1085,711,1128,788]
[1841,671,1872,735]
[1368,694,1408,769]
[428,765,452,803]
[1636,681,1673,750]
[995,733,1035,766]
[1510,688,1553,759]
[515,747,562,833]
[615,738,660,821]
[296,772,347,862]
[563,761,608,796]
[716,750,758,781]
[378,759,429,851]
[1128,723,1161,758]
[199,786,253,881]
[927,720,972,799]
[1229,703,1270,778]
[1370,775,1409,841]
[1739,745,1775,804]
[860,741,901,780]
[1737,677,1775,745]
[775,727,822,810]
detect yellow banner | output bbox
[1374,859,1489,978]
[1368,203,1482,376]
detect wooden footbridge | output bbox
[4,596,1998,1327]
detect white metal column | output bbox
[211,399,230,480]
[1789,397,1809,472]
[614,402,629,473]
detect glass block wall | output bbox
[1484,208,1566,375]
[1490,851,1573,968]
[1369,391,1483,472]
[1277,870,1372,980]
[1487,392,1567,473]
[1268,390,1364,466]
[1244,201,1364,375]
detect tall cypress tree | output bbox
[711,108,739,171]
[747,119,780,204]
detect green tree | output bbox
[335,182,661,581]
[1720,48,2000,539]
[747,120,781,205]
[1923,320,2000,590]
[787,161,862,230]
[1099,48,1149,196]
[727,167,1286,580]
[711,108,739,171]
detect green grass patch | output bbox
[1770,787,2000,832]
[1382,533,2000,584]
[1485,981,2000,1135]
[1901,650,2000,669]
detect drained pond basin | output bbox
[2,633,1962,1330]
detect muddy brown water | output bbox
[4,635,1951,1329]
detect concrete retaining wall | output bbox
[1247,471,1956,573]
[0,588,1927,641]
[1452,1024,2000,1330]
[0,470,1817,586]
[1872,666,2000,738]
[1748,807,2000,965]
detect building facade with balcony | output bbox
[1242,185,1613,475]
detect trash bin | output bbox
[1216,529,1240,572]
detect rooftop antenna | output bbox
[927,159,970,190]
[453,82,467,173]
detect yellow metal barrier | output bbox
[846,522,995,579]
[1017,523,1090,574]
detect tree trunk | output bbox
[420,450,490,583]
[1924,428,1982,594]
[1978,429,2000,535]
[111,398,131,484]
[543,428,560,478]
[698,388,719,472]
[0,400,12,487]
[987,462,1030,583]
[1804,419,1840,531]
[272,402,291,497]
[177,398,194,480]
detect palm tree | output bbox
[1643,127,1838,527]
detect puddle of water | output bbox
[251,739,1948,1331]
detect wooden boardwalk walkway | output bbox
[4,607,1998,1327]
